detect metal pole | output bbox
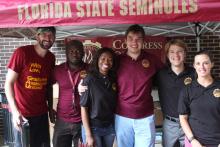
[195,23,201,51]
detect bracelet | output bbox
[188,136,195,143]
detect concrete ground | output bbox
[0,135,8,147]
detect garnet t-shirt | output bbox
[8,45,55,117]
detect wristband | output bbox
[188,136,195,143]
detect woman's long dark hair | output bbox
[89,47,118,81]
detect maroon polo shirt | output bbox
[116,51,162,119]
[54,62,88,123]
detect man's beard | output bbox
[39,40,53,50]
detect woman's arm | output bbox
[81,107,95,147]
[179,114,203,147]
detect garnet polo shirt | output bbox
[178,80,220,145]
[156,65,195,118]
[116,51,163,119]
[54,62,88,123]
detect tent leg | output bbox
[195,23,201,51]
[196,36,200,52]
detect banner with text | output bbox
[66,36,167,63]
[0,0,220,28]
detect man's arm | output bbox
[4,69,24,130]
[78,79,88,95]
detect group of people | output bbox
[4,24,220,147]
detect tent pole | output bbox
[195,23,201,51]
[196,36,200,51]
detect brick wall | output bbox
[0,32,220,89]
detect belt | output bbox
[165,115,179,123]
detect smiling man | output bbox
[155,39,195,147]
[4,27,56,147]
[115,24,163,147]
[52,40,88,147]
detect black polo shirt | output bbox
[178,80,220,145]
[80,73,117,127]
[156,65,195,118]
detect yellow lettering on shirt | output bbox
[29,63,41,73]
[25,76,47,90]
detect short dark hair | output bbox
[90,47,118,79]
[125,24,145,38]
[37,26,56,35]
[65,39,84,58]
[194,49,214,63]
[66,40,84,51]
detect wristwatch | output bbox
[188,136,195,143]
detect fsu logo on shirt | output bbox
[80,70,87,79]
[142,59,150,68]
[184,77,192,85]
[213,88,220,98]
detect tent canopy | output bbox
[0,22,220,39]
[0,0,220,39]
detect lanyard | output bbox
[67,70,80,110]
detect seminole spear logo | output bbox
[83,40,102,63]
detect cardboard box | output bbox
[154,101,163,127]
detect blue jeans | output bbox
[13,113,50,147]
[115,114,155,147]
[82,124,115,147]
[53,118,81,147]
